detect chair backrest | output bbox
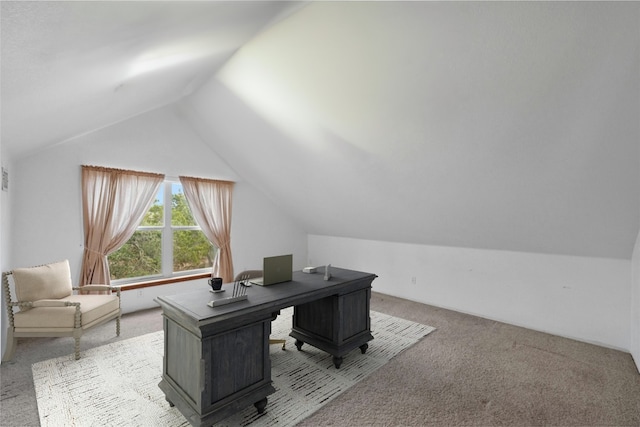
[234,270,263,281]
[2,270,16,309]
[11,260,73,303]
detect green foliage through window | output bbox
[172,183,196,226]
[174,230,215,272]
[108,183,216,281]
[108,230,162,279]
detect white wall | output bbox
[309,235,631,351]
[1,105,308,357]
[632,231,640,372]
[0,145,8,359]
[231,181,307,273]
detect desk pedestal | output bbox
[290,285,372,368]
[159,314,275,427]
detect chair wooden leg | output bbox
[2,329,17,362]
[74,336,80,360]
[72,328,82,360]
[269,338,286,350]
[116,316,120,336]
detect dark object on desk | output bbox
[208,274,250,307]
[156,267,377,426]
[208,277,223,291]
[250,254,293,286]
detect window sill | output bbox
[116,273,210,291]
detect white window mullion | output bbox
[162,181,173,276]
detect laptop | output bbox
[250,254,293,286]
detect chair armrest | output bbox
[9,299,81,308]
[9,301,35,310]
[5,300,82,328]
[73,285,121,296]
[32,299,80,308]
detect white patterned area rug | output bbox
[32,308,435,427]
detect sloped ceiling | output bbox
[0,0,301,157]
[184,1,639,259]
[2,1,639,259]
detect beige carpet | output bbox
[2,292,639,427]
[31,307,434,427]
[300,293,640,426]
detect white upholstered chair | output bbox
[2,259,121,361]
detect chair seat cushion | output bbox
[13,294,119,329]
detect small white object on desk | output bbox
[303,266,317,274]
[208,277,249,307]
[207,294,247,307]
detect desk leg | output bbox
[254,397,268,414]
[332,356,343,369]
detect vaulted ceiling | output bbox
[2,1,639,259]
[0,1,302,156]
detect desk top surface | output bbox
[156,267,376,324]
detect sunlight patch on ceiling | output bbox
[128,38,229,79]
[216,48,327,151]
[213,2,398,158]
[129,52,204,78]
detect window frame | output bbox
[109,178,214,285]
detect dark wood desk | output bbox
[155,267,377,427]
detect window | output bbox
[108,181,216,282]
